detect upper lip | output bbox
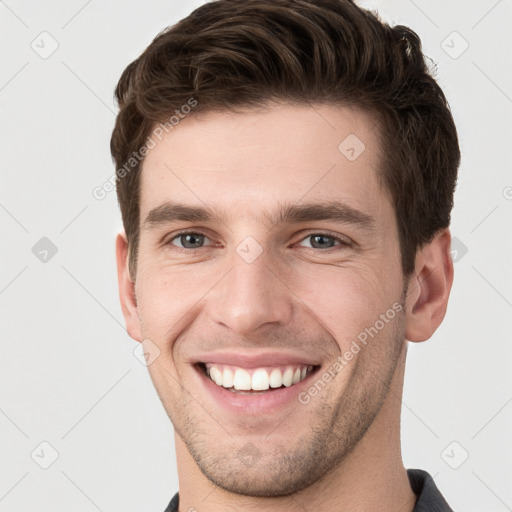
[193,351,321,368]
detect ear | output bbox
[404,228,454,343]
[115,231,142,342]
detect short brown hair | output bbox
[110,0,460,281]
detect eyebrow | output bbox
[142,200,376,233]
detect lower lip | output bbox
[193,364,320,414]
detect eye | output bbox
[166,231,213,250]
[296,232,351,250]
[163,230,351,252]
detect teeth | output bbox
[282,368,293,387]
[222,368,234,388]
[269,368,283,388]
[204,363,314,391]
[210,366,223,386]
[233,368,252,390]
[251,368,270,391]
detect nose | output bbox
[208,248,294,337]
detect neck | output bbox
[174,344,417,512]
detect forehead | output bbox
[139,103,390,226]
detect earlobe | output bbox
[115,231,142,342]
[404,229,454,343]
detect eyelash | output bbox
[162,230,352,253]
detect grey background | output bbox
[1,0,511,510]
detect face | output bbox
[120,103,411,496]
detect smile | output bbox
[197,362,319,394]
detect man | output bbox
[111,0,459,510]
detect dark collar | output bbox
[408,468,454,511]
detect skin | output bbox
[116,103,454,512]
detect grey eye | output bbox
[307,234,337,249]
[298,234,344,249]
[173,233,207,249]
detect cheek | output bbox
[136,265,219,339]
[292,264,390,349]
